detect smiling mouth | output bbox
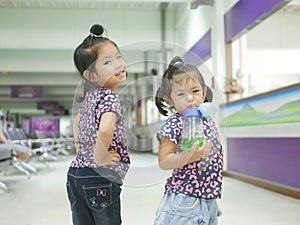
[115,70,125,77]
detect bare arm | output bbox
[158,137,211,170]
[93,112,120,166]
[0,132,8,144]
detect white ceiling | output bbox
[1,0,299,10]
[0,0,193,10]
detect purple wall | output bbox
[224,0,287,42]
[227,137,300,189]
[183,30,211,65]
[30,117,60,137]
[11,85,43,98]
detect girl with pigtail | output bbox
[153,56,223,225]
[66,24,130,225]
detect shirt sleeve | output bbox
[95,90,122,122]
[157,116,181,145]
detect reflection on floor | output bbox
[1,151,300,225]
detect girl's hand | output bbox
[107,150,121,166]
[97,150,121,166]
[189,139,212,161]
[158,137,211,170]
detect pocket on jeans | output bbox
[83,183,112,213]
[173,194,199,211]
[154,210,205,225]
[172,194,202,225]
[66,181,76,210]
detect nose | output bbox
[115,60,121,68]
[115,58,124,68]
[186,94,193,102]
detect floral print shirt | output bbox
[157,113,223,199]
[70,87,130,181]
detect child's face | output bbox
[89,43,127,91]
[167,78,206,115]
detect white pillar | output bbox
[239,34,249,95]
[211,0,228,170]
[211,0,226,91]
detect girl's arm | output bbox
[0,131,8,144]
[94,111,121,166]
[158,137,211,170]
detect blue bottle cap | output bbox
[183,107,202,119]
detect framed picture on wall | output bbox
[220,83,300,127]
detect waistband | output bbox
[67,167,122,184]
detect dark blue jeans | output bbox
[66,167,122,225]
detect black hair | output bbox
[155,56,212,116]
[204,86,213,102]
[73,24,119,102]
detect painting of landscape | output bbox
[219,84,300,127]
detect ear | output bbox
[83,70,94,82]
[163,96,174,107]
[203,86,207,100]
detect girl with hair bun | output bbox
[66,24,130,225]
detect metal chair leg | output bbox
[0,181,9,193]
[19,160,37,174]
[12,158,31,179]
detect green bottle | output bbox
[181,107,204,153]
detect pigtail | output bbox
[155,56,185,116]
[204,86,213,102]
[155,87,168,116]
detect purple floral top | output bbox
[70,87,130,181]
[157,113,223,199]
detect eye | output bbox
[104,60,112,65]
[193,89,201,93]
[117,54,123,60]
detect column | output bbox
[211,0,226,95]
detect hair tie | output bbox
[90,33,102,38]
[174,61,184,67]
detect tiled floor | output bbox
[1,151,300,225]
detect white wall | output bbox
[59,116,73,136]
[174,0,239,53]
[175,5,212,52]
[0,7,174,73]
[241,10,300,95]
[0,8,163,49]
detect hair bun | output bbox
[90,24,104,37]
[169,56,183,67]
[167,56,184,74]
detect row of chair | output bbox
[0,128,75,193]
[0,144,12,193]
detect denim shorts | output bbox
[66,167,122,225]
[153,193,222,225]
